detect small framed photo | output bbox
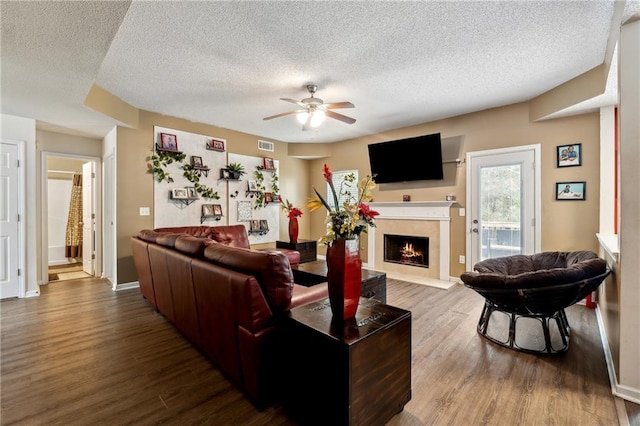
[171,188,187,199]
[202,204,215,217]
[248,180,258,191]
[206,138,226,151]
[212,204,223,216]
[263,157,275,170]
[191,156,203,168]
[556,181,586,200]
[250,220,260,231]
[220,169,230,179]
[557,143,582,167]
[186,187,197,198]
[160,133,178,151]
[264,192,273,203]
[259,220,269,231]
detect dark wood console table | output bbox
[276,239,317,263]
[284,298,412,425]
[292,260,387,303]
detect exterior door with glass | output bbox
[466,145,540,268]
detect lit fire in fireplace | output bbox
[400,242,424,263]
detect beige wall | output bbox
[115,110,311,283]
[307,102,601,277]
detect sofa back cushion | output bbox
[175,235,214,257]
[156,232,188,249]
[203,243,293,310]
[209,225,251,249]
[154,226,215,239]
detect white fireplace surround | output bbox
[366,201,456,289]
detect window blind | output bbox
[327,169,358,210]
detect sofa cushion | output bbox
[154,226,215,239]
[203,243,293,310]
[156,232,188,248]
[138,229,160,243]
[175,235,215,257]
[209,224,251,249]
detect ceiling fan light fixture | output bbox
[310,109,326,127]
[296,108,326,127]
[296,111,309,125]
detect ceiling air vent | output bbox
[258,140,274,152]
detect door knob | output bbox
[472,228,479,233]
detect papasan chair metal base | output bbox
[477,300,571,354]
[461,251,611,355]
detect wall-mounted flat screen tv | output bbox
[367,133,444,183]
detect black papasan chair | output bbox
[460,251,611,354]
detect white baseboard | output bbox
[114,281,139,291]
[595,305,640,404]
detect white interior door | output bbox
[82,161,94,275]
[467,146,540,268]
[0,142,20,298]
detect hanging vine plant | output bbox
[253,167,279,208]
[149,150,186,183]
[182,164,220,200]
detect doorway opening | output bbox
[42,153,101,284]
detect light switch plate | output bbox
[459,208,465,216]
[139,207,150,216]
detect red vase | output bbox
[288,217,299,244]
[326,238,362,320]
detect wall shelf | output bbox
[201,215,222,224]
[192,166,210,178]
[155,144,183,155]
[171,197,198,206]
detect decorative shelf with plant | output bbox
[182,165,220,200]
[221,162,246,180]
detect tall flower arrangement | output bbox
[306,164,379,246]
[281,199,303,219]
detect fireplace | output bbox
[366,201,455,286]
[384,234,429,268]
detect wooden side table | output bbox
[283,298,411,425]
[276,239,317,263]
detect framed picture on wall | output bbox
[160,133,178,151]
[186,187,197,198]
[207,138,226,151]
[212,204,223,216]
[191,156,204,168]
[171,188,188,199]
[263,157,275,170]
[202,204,215,217]
[557,143,582,167]
[555,181,586,200]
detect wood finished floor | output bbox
[0,276,635,425]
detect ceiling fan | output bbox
[263,84,356,131]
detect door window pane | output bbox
[480,164,522,260]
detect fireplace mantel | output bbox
[367,201,455,287]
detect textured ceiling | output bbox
[2,1,639,143]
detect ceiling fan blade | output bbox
[325,109,356,125]
[324,102,354,109]
[263,110,299,121]
[280,98,304,106]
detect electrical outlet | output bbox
[459,255,466,264]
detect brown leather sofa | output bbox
[130,225,327,408]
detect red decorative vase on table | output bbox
[288,217,299,244]
[326,238,362,320]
